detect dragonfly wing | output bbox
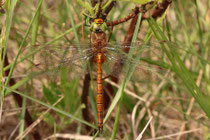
[20,43,94,79]
[101,40,185,80]
[104,39,190,65]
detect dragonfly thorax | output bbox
[91,32,107,63]
[91,32,107,47]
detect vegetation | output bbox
[0,0,209,139]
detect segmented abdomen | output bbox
[96,57,103,133]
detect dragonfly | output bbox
[25,25,188,134]
[19,1,188,134]
[21,24,188,134]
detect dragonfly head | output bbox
[94,18,104,24]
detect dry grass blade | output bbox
[8,121,21,140]
[15,96,64,140]
[105,78,146,102]
[147,109,155,138]
[132,100,141,138]
[136,117,153,140]
[145,128,202,140]
[44,133,112,140]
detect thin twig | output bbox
[107,0,172,27]
[107,6,141,26]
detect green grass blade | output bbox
[0,0,17,93]
[5,70,55,96]
[76,0,94,18]
[19,93,26,135]
[111,95,123,139]
[4,0,44,92]
[148,16,210,118]
[105,13,142,130]
[31,2,41,46]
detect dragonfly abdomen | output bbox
[96,53,104,133]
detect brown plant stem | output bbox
[81,72,93,132]
[4,53,41,140]
[91,0,96,7]
[102,0,116,20]
[149,0,172,19]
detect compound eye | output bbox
[94,18,104,24]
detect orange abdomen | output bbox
[96,54,104,133]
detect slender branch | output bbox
[107,0,172,27]
[107,6,141,26]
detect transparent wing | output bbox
[100,39,193,80]
[104,40,175,64]
[15,39,195,83]
[18,42,94,81]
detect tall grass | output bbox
[0,0,209,139]
[0,0,17,98]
